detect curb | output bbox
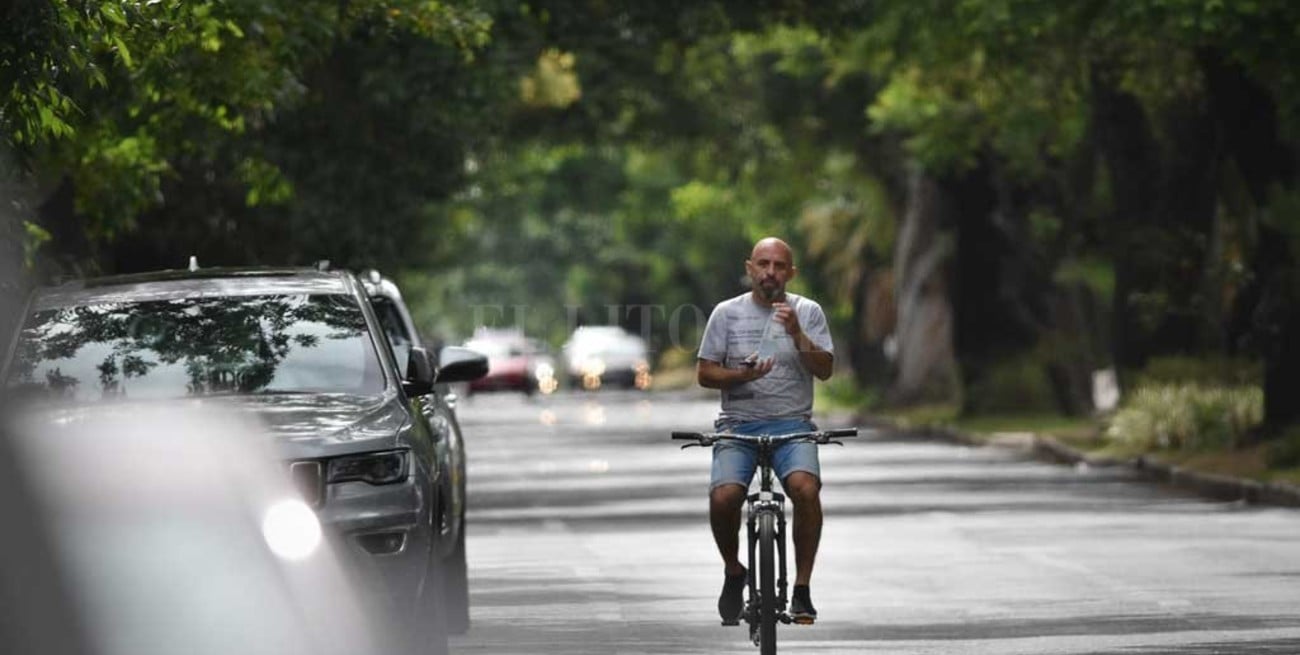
[870,417,1300,509]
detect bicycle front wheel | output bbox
[758,511,778,655]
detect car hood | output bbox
[10,393,410,459]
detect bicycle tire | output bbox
[758,511,778,655]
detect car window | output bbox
[6,293,386,403]
[369,297,412,366]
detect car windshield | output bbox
[466,338,525,359]
[570,333,645,357]
[5,293,385,403]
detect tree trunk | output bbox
[1259,272,1300,430]
[849,266,894,389]
[1090,66,1160,385]
[2,159,35,347]
[888,168,959,405]
[1200,50,1299,438]
[0,213,24,348]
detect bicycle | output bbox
[671,427,858,655]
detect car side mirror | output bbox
[435,346,488,383]
[403,346,435,397]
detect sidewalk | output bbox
[859,414,1300,509]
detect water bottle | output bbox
[755,311,782,361]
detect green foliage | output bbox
[520,50,582,108]
[4,0,1300,441]
[1054,258,1115,303]
[813,374,879,413]
[1134,355,1263,388]
[1106,384,1264,451]
[22,221,50,271]
[3,0,493,264]
[867,64,991,173]
[963,354,1059,415]
[1266,426,1300,469]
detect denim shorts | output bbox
[709,417,821,491]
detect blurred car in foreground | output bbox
[464,327,558,396]
[0,404,398,655]
[2,266,487,655]
[561,325,652,391]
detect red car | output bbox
[464,329,557,396]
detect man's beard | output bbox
[759,280,781,301]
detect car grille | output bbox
[288,460,324,507]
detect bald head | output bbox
[751,237,794,265]
[746,237,797,303]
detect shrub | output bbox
[1266,427,1300,469]
[964,355,1058,414]
[1134,355,1261,388]
[814,374,879,412]
[1106,383,1263,451]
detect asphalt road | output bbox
[449,390,1300,655]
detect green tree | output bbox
[3,0,492,273]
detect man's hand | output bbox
[697,357,773,389]
[739,354,776,381]
[772,302,834,380]
[773,302,802,337]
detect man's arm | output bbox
[791,331,833,380]
[773,301,834,380]
[697,358,774,389]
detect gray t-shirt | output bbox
[697,292,834,424]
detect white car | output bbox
[561,326,652,391]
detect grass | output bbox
[874,405,1098,443]
[954,412,1098,439]
[874,403,1300,487]
[875,402,959,428]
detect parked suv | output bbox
[359,269,474,633]
[1,267,487,654]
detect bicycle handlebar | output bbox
[671,427,859,446]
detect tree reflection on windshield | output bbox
[6,294,385,403]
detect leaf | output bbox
[113,35,134,67]
[100,4,129,28]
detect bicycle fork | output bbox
[744,491,790,627]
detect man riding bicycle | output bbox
[696,236,834,625]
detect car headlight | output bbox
[262,498,322,561]
[326,449,409,485]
